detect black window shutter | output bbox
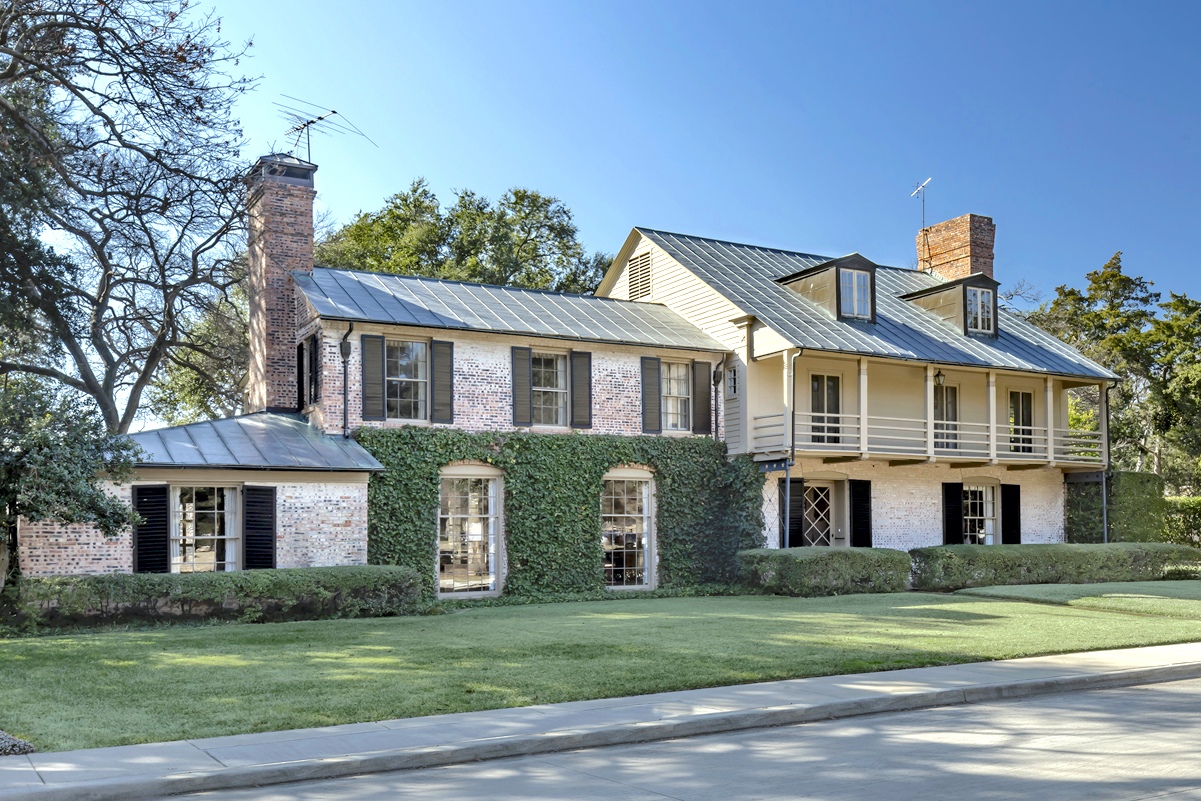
[641,356,661,433]
[692,361,712,434]
[512,346,532,426]
[308,333,320,402]
[943,482,964,545]
[243,486,277,569]
[133,485,170,574]
[360,335,385,421]
[431,340,454,424]
[296,343,306,411]
[849,479,872,547]
[570,350,592,429]
[1001,484,1021,544]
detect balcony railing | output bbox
[750,412,1103,465]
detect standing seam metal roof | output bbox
[294,268,727,352]
[636,228,1116,380]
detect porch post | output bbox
[987,370,998,462]
[1100,382,1110,467]
[783,349,795,454]
[925,364,935,458]
[1045,375,1056,465]
[858,357,869,457]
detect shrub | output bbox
[1065,471,1168,544]
[910,542,1201,591]
[4,565,423,629]
[1163,497,1201,549]
[737,547,912,597]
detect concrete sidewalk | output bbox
[3,642,1201,801]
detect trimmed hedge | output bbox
[737,547,912,597]
[910,543,1201,591]
[1163,497,1201,549]
[3,565,423,628]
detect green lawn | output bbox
[958,580,1201,618]
[6,593,1201,752]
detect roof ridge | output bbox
[636,227,833,262]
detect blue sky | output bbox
[217,1,1201,303]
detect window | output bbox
[811,374,840,444]
[1009,390,1034,453]
[532,352,568,426]
[725,366,739,399]
[602,477,651,587]
[840,269,871,319]
[967,287,994,333]
[386,340,428,420]
[628,252,651,300]
[661,362,690,431]
[963,484,996,544]
[171,486,238,573]
[438,474,500,594]
[934,384,959,449]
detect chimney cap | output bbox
[246,153,318,188]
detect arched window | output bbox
[601,467,655,589]
[438,463,504,596]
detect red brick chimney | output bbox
[916,213,995,281]
[245,154,317,413]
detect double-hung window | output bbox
[532,352,568,426]
[967,287,994,333]
[385,340,428,420]
[840,269,872,319]
[171,486,238,572]
[661,362,690,431]
[963,484,996,544]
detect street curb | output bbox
[6,660,1201,801]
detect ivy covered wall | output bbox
[357,427,766,597]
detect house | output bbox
[595,219,1114,551]
[15,153,1113,595]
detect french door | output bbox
[1009,391,1034,454]
[934,385,958,449]
[811,374,840,444]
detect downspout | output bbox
[783,349,803,548]
[340,322,354,439]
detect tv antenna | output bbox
[273,95,378,162]
[910,178,932,229]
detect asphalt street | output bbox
[169,677,1201,801]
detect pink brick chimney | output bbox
[245,154,318,413]
[916,213,995,281]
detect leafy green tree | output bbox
[317,182,612,293]
[0,377,140,589]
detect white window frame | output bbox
[602,467,656,589]
[437,463,505,598]
[170,485,240,573]
[1007,385,1037,454]
[962,482,998,545]
[531,350,569,428]
[809,370,843,444]
[966,287,994,333]
[385,338,429,421]
[661,362,691,431]
[934,383,959,449]
[840,268,872,319]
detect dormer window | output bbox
[967,287,994,333]
[840,269,872,319]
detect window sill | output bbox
[384,418,429,426]
[606,583,656,592]
[660,429,695,437]
[438,590,502,600]
[529,425,571,433]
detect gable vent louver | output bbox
[628,252,651,300]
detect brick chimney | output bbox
[916,213,995,281]
[245,154,317,413]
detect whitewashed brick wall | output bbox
[759,460,1065,551]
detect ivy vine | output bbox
[357,427,766,598]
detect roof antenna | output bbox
[273,95,379,162]
[911,178,932,230]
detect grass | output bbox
[5,593,1201,752]
[957,580,1201,618]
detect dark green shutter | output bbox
[431,340,454,424]
[133,485,170,574]
[641,357,661,433]
[778,477,805,548]
[242,486,277,569]
[1001,484,1021,544]
[849,479,872,547]
[943,482,964,545]
[692,361,712,434]
[512,346,532,426]
[570,351,592,428]
[308,333,320,402]
[296,343,305,411]
[360,335,385,421]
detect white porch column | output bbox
[988,370,998,462]
[925,364,935,458]
[783,349,796,455]
[1045,375,1056,465]
[1100,382,1110,467]
[858,357,869,456]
